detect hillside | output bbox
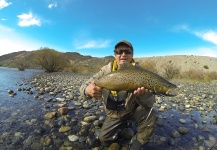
[135,55,217,73]
[0,51,216,74]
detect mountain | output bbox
[0,51,217,75]
[135,55,217,73]
[0,51,115,73]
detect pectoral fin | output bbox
[117,91,128,101]
[102,88,110,101]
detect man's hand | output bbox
[85,81,102,99]
[133,87,149,96]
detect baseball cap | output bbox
[114,40,133,51]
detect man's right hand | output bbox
[85,81,102,100]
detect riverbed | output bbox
[0,67,217,150]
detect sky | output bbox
[0,0,217,58]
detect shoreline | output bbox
[1,73,217,149]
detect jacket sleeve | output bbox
[135,91,156,108]
[79,62,112,100]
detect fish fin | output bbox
[117,91,128,101]
[118,62,135,70]
[102,88,110,100]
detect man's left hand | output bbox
[133,87,149,96]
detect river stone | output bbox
[81,121,91,126]
[59,126,71,132]
[178,127,189,134]
[44,112,56,119]
[58,107,68,115]
[40,136,52,146]
[68,135,79,142]
[198,146,205,150]
[179,119,186,124]
[171,130,181,138]
[56,97,65,102]
[83,116,97,123]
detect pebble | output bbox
[179,119,186,124]
[83,115,97,122]
[59,126,71,132]
[68,135,79,142]
[44,112,56,119]
[2,74,217,150]
[171,130,181,138]
[178,127,189,134]
[58,107,69,115]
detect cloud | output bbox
[48,2,57,9]
[194,30,217,45]
[17,12,41,27]
[196,47,217,57]
[173,24,217,45]
[74,39,111,49]
[0,25,44,56]
[175,47,217,58]
[0,0,12,9]
[1,18,7,21]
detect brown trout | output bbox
[95,63,177,96]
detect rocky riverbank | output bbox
[1,73,217,150]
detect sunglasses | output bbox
[114,49,133,55]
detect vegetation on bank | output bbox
[140,60,217,81]
[0,48,217,81]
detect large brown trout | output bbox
[95,63,177,96]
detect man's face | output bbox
[114,45,133,67]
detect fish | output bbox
[95,62,177,96]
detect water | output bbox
[0,67,44,148]
[1,67,217,149]
[0,66,43,105]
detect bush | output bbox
[161,61,180,79]
[34,48,69,72]
[181,70,204,80]
[204,71,217,81]
[140,60,158,73]
[203,65,209,69]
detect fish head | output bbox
[156,83,178,96]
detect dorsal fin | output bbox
[118,62,134,70]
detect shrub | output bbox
[140,60,158,73]
[161,62,180,79]
[34,48,69,72]
[181,70,204,80]
[203,65,209,69]
[204,71,217,81]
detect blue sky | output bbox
[0,0,217,58]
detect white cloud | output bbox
[196,47,217,57]
[74,39,111,49]
[173,24,217,45]
[1,18,7,21]
[194,30,217,45]
[48,2,57,9]
[165,47,217,58]
[17,12,41,27]
[0,0,12,9]
[0,25,44,56]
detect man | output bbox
[80,40,156,150]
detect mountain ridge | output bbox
[0,51,216,74]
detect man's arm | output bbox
[79,62,112,100]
